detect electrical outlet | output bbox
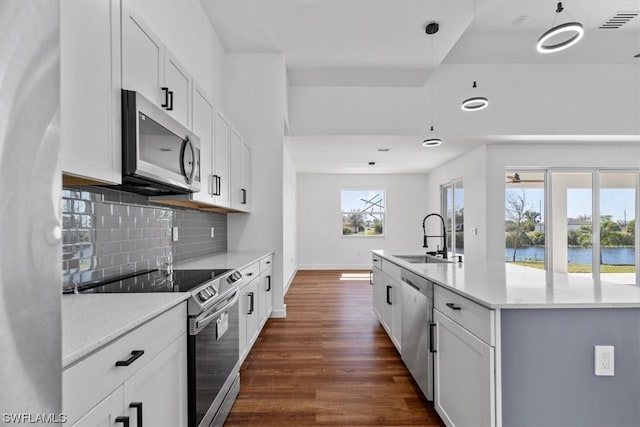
[469,227,478,236]
[172,226,179,242]
[210,227,215,238]
[595,345,614,376]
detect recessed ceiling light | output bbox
[512,15,530,26]
[422,138,442,147]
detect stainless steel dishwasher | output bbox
[401,269,433,401]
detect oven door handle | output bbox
[193,291,240,335]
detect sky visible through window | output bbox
[341,190,384,213]
[505,188,636,221]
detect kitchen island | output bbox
[372,250,640,427]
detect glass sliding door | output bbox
[441,180,464,255]
[599,173,636,285]
[504,171,546,269]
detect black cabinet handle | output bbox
[129,402,143,427]
[212,175,220,196]
[386,285,392,305]
[446,302,462,311]
[115,416,130,427]
[115,350,144,367]
[161,87,169,108]
[248,292,254,314]
[241,188,247,204]
[167,90,174,111]
[266,275,271,292]
[369,271,373,285]
[429,323,437,353]
[266,261,271,265]
[246,272,253,277]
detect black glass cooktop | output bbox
[65,269,231,294]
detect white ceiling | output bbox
[200,0,640,174]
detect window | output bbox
[504,171,546,269]
[441,180,463,254]
[341,190,385,236]
[504,169,639,286]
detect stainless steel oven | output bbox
[188,288,241,427]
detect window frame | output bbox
[441,179,463,255]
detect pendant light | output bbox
[461,0,489,112]
[537,2,584,54]
[423,22,442,148]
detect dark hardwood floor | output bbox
[225,270,444,426]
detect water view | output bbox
[505,247,636,265]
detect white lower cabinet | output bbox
[433,307,495,427]
[371,266,385,320]
[63,303,187,426]
[239,274,259,363]
[381,274,402,352]
[70,386,123,427]
[257,267,273,328]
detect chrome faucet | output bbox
[422,213,448,259]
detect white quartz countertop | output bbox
[62,293,189,368]
[173,251,273,270]
[373,250,640,309]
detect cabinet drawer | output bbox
[434,286,494,345]
[63,303,186,424]
[259,254,273,272]
[240,261,259,283]
[372,254,382,270]
[382,259,402,283]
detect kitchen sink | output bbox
[393,254,454,264]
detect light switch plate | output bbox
[595,345,614,376]
[172,226,179,242]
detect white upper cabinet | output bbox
[60,0,121,184]
[191,85,214,204]
[121,3,192,128]
[230,130,252,212]
[213,110,231,208]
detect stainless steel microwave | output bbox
[121,89,200,195]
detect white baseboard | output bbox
[296,264,372,270]
[271,305,286,318]
[284,268,297,295]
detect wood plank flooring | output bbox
[225,270,444,426]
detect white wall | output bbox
[127,0,226,102]
[224,54,287,317]
[282,146,297,293]
[425,146,487,262]
[426,143,640,265]
[297,174,430,269]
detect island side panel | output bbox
[501,308,640,427]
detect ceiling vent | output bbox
[598,11,639,29]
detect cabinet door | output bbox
[60,0,121,184]
[372,267,385,321]
[123,334,188,427]
[164,50,192,128]
[243,279,259,349]
[434,309,495,427]
[256,273,267,326]
[241,142,252,212]
[70,386,124,427]
[264,270,273,319]
[191,86,213,204]
[382,275,393,337]
[229,129,244,211]
[121,5,164,106]
[213,111,231,207]
[391,280,402,352]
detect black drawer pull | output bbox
[429,323,437,353]
[386,285,392,305]
[246,272,254,277]
[130,402,143,427]
[266,275,271,292]
[115,350,145,367]
[161,87,169,108]
[248,292,254,314]
[445,302,461,311]
[115,416,130,427]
